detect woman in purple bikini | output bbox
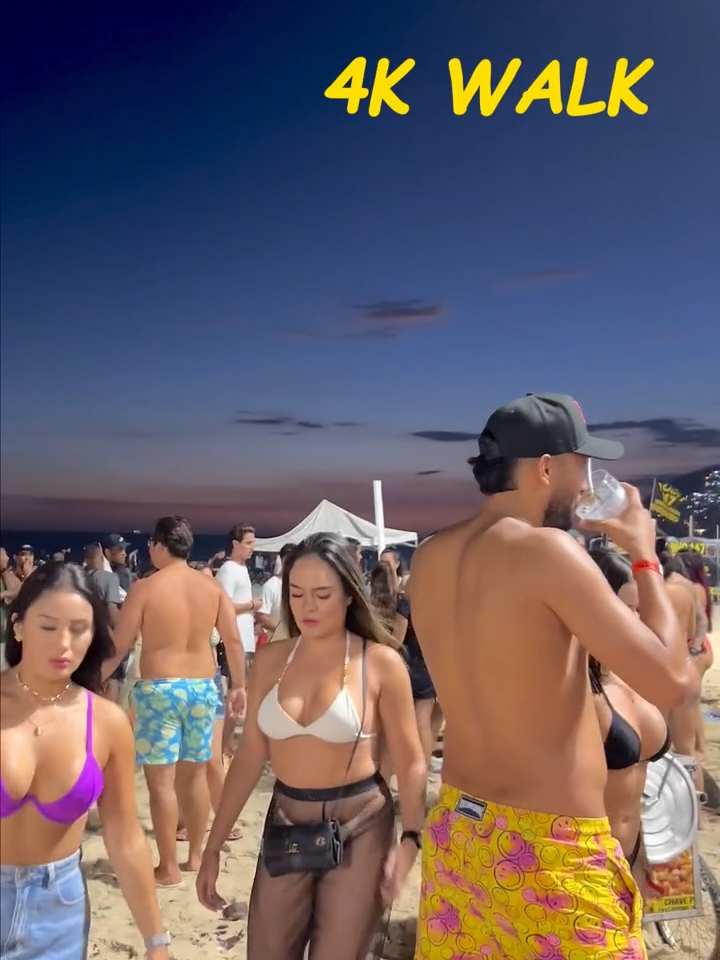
[0,563,169,960]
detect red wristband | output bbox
[632,559,662,577]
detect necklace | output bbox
[15,672,72,736]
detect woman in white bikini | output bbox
[196,533,427,960]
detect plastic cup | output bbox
[575,470,627,522]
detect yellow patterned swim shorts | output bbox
[415,783,647,959]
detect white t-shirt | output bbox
[216,560,255,653]
[259,575,282,623]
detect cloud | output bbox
[587,418,720,449]
[232,414,361,433]
[410,430,477,443]
[281,299,445,343]
[410,418,720,450]
[501,269,589,289]
[350,300,445,326]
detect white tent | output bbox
[253,499,418,552]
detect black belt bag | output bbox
[262,790,386,878]
[261,638,370,879]
[262,816,344,878]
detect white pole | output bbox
[373,480,386,557]
[689,514,694,539]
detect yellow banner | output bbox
[668,540,706,556]
[650,481,687,524]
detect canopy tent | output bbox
[253,499,418,553]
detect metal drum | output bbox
[642,753,698,865]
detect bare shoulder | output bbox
[252,639,294,676]
[520,524,591,563]
[364,638,406,674]
[90,692,132,734]
[126,575,150,597]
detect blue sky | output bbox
[2,0,719,533]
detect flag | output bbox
[650,480,688,525]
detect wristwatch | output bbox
[144,932,171,950]
[400,829,422,850]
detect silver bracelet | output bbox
[144,931,171,949]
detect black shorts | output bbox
[407,659,436,702]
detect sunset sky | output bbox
[2,0,719,534]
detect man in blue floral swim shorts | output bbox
[103,516,247,889]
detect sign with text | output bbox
[650,482,687,524]
[643,844,703,922]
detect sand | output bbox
[87,623,720,959]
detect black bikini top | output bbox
[592,676,670,770]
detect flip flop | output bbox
[226,828,242,841]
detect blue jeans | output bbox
[0,851,89,959]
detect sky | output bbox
[2,0,719,534]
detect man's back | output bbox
[137,564,221,680]
[411,514,607,818]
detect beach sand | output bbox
[87,623,720,959]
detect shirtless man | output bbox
[102,516,247,888]
[410,393,690,960]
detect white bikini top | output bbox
[257,633,372,744]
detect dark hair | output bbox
[150,516,193,560]
[229,523,255,546]
[468,432,517,495]
[659,551,687,581]
[189,560,209,572]
[279,542,296,562]
[5,563,115,694]
[380,547,404,577]
[369,563,399,630]
[588,547,633,595]
[281,533,395,646]
[587,548,633,692]
[678,549,713,631]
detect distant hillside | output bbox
[637,463,720,537]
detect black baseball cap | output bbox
[102,534,131,550]
[18,544,34,553]
[478,393,623,461]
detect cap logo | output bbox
[573,400,586,423]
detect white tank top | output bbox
[257,633,372,744]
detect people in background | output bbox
[1,545,37,606]
[177,562,242,843]
[379,548,408,592]
[102,516,247,889]
[588,547,670,892]
[256,543,296,637]
[368,563,407,645]
[216,524,261,667]
[197,533,426,960]
[660,550,705,794]
[1,563,169,960]
[102,535,134,596]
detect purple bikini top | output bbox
[0,690,104,824]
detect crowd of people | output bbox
[0,391,716,960]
